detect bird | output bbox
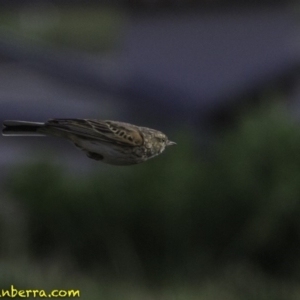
[2,119,176,165]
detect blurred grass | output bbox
[1,260,300,300]
[0,4,124,52]
[3,102,300,298]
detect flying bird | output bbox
[2,119,176,165]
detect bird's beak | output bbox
[167,140,176,146]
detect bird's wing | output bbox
[46,119,143,146]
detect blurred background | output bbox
[1,0,300,299]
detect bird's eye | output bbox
[161,138,166,143]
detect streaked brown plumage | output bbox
[2,119,176,165]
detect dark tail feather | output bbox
[2,120,45,136]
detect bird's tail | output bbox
[2,120,46,136]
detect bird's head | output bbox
[152,132,176,154]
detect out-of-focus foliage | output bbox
[0,4,123,52]
[5,103,300,285]
[1,260,300,300]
